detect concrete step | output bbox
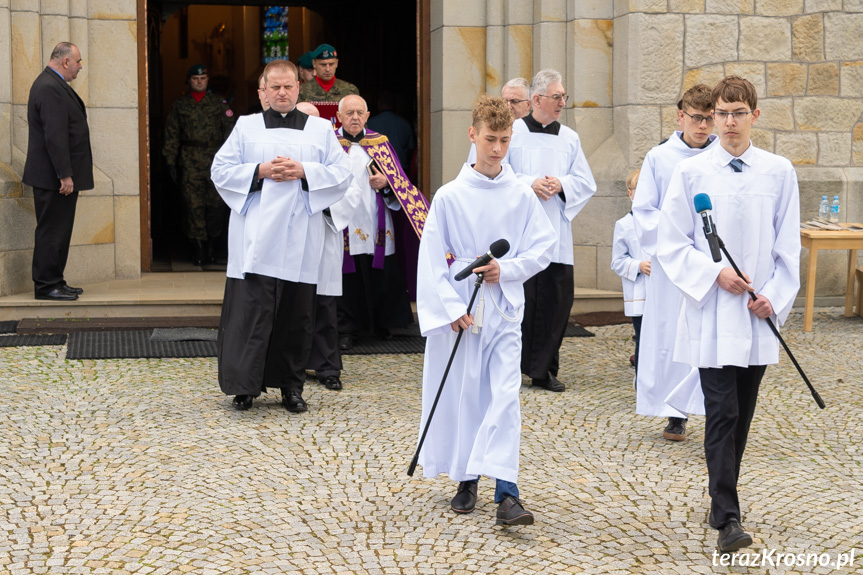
[572,287,624,315]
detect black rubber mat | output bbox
[66,330,216,360]
[0,320,18,334]
[150,328,217,342]
[0,334,67,347]
[343,336,426,355]
[564,325,594,337]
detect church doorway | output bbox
[138,0,426,272]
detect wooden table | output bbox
[800,227,863,332]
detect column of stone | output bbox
[11,0,43,176]
[502,0,531,90]
[1,0,13,166]
[530,0,565,79]
[484,0,504,96]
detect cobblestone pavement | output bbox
[1,309,861,575]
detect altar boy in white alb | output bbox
[506,69,596,393]
[632,84,719,442]
[656,77,800,553]
[210,60,353,414]
[417,96,555,526]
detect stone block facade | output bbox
[432,0,863,296]
[2,2,860,299]
[0,0,140,296]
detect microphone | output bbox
[693,193,722,263]
[454,239,510,281]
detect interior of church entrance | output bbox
[143,1,419,272]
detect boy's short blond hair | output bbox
[626,169,640,192]
[472,94,513,131]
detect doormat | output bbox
[66,330,216,360]
[0,334,67,347]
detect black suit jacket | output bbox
[22,67,94,192]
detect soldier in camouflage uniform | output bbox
[298,44,359,103]
[163,64,235,265]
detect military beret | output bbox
[311,44,337,60]
[187,64,207,78]
[298,51,314,70]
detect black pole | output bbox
[717,238,825,409]
[407,272,485,476]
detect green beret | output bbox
[311,44,337,60]
[298,52,314,70]
[187,64,207,78]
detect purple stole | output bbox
[337,130,429,281]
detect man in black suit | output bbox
[23,42,94,301]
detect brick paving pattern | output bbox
[1,309,860,574]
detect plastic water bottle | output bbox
[818,195,829,220]
[830,195,840,223]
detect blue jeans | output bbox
[464,478,519,503]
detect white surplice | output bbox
[631,132,718,417]
[210,114,353,283]
[611,213,646,317]
[416,164,555,483]
[657,143,800,372]
[505,119,597,265]
[338,129,401,257]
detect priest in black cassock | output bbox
[506,69,597,392]
[210,60,353,413]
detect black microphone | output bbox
[693,193,722,263]
[454,239,510,281]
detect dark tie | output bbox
[730,158,744,172]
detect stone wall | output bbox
[0,0,140,297]
[432,0,863,297]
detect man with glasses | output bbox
[506,69,597,393]
[632,84,719,442]
[656,76,800,552]
[501,77,531,120]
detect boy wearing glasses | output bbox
[656,76,800,552]
[506,69,597,393]
[632,84,719,441]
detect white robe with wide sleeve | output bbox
[611,213,646,317]
[632,133,718,417]
[416,164,555,483]
[338,130,402,257]
[210,114,353,283]
[505,120,597,265]
[657,143,800,372]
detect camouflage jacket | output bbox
[163,91,235,166]
[298,77,359,103]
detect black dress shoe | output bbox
[495,496,534,526]
[375,328,393,341]
[35,288,78,301]
[232,394,254,410]
[320,375,343,391]
[717,520,752,552]
[338,335,354,351]
[532,372,565,392]
[61,284,83,294]
[451,481,478,514]
[282,391,308,413]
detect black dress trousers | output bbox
[699,364,767,528]
[32,187,79,295]
[520,262,574,380]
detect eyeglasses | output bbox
[506,98,529,106]
[713,110,753,121]
[682,110,714,125]
[537,93,569,104]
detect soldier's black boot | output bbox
[191,239,206,267]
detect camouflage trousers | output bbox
[178,161,227,241]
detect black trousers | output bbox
[632,315,643,378]
[700,364,767,528]
[32,187,78,295]
[218,274,316,397]
[521,263,574,380]
[306,294,342,378]
[338,253,413,336]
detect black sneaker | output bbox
[663,417,687,441]
[450,481,477,514]
[495,496,534,526]
[717,520,753,552]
